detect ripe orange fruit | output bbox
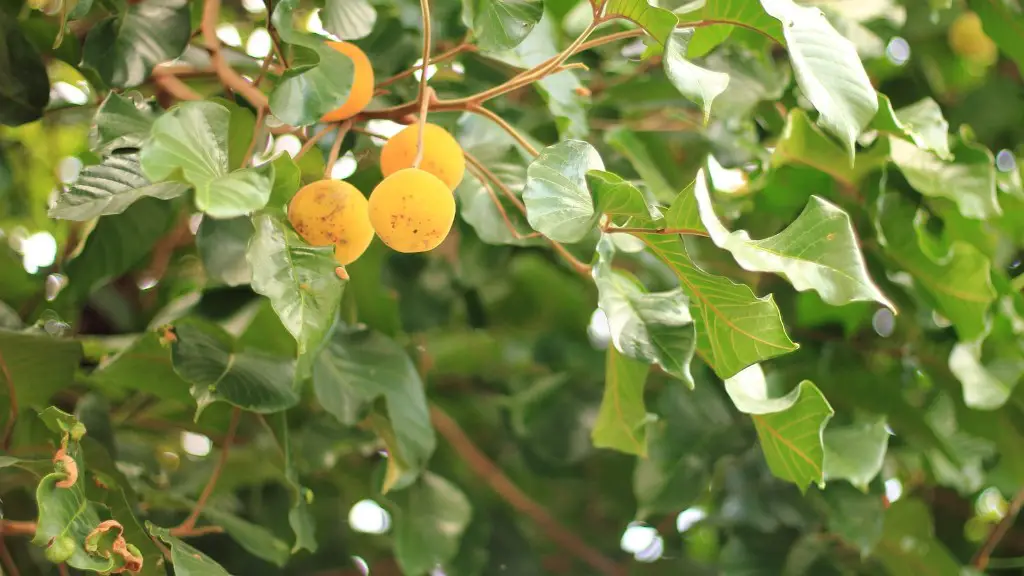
[368,168,455,253]
[322,41,375,122]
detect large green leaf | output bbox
[267,412,317,553]
[875,193,995,341]
[81,0,190,89]
[636,233,798,379]
[0,13,50,126]
[456,170,542,246]
[888,136,1000,220]
[591,346,651,456]
[168,318,299,415]
[88,332,192,404]
[586,170,664,225]
[92,92,160,153]
[724,364,833,491]
[695,170,894,310]
[149,525,231,576]
[197,216,254,287]
[462,0,543,52]
[247,214,343,355]
[678,0,784,58]
[603,0,678,45]
[198,505,291,567]
[141,101,273,218]
[822,418,889,489]
[390,472,472,575]
[49,152,188,221]
[872,95,950,159]
[772,109,888,187]
[594,237,695,386]
[313,326,435,492]
[663,30,730,124]
[269,0,355,126]
[968,0,1024,76]
[874,499,962,576]
[522,140,603,242]
[0,330,82,409]
[320,0,377,41]
[761,0,878,156]
[948,337,1023,411]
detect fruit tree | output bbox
[2,0,1024,574]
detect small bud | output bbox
[574,86,592,97]
[70,422,87,442]
[45,536,75,564]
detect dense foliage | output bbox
[2,0,1024,573]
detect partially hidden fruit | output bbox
[322,41,375,122]
[287,179,375,265]
[368,168,455,253]
[948,12,998,66]
[380,123,466,190]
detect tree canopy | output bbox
[2,0,1024,574]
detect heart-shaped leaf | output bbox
[522,140,603,243]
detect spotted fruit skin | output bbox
[287,180,374,265]
[322,41,375,122]
[368,168,456,253]
[380,123,466,190]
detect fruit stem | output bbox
[412,0,433,169]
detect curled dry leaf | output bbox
[85,519,144,574]
[52,447,78,489]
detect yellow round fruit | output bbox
[287,180,374,265]
[380,123,466,190]
[322,41,375,122]
[368,168,456,253]
[948,12,998,66]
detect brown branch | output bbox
[0,521,35,536]
[169,525,225,538]
[468,104,539,157]
[430,405,623,576]
[324,121,352,178]
[296,124,336,159]
[152,69,203,102]
[202,0,270,110]
[465,162,540,241]
[242,106,268,167]
[177,407,241,532]
[603,225,709,237]
[973,487,1024,570]
[375,43,476,89]
[1,348,16,450]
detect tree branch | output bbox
[177,407,241,532]
[974,487,1024,570]
[324,121,352,178]
[202,0,270,110]
[376,43,475,90]
[0,521,34,536]
[465,162,540,241]
[430,404,624,576]
[467,104,539,157]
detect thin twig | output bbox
[297,124,336,159]
[202,0,270,110]
[177,407,241,531]
[549,242,593,278]
[324,121,352,178]
[252,52,276,89]
[465,162,540,241]
[603,225,709,237]
[0,521,34,536]
[430,405,623,576]
[376,43,475,89]
[242,106,268,167]
[468,104,539,157]
[169,525,225,538]
[412,0,433,169]
[973,488,1024,570]
[152,69,203,102]
[1,349,16,450]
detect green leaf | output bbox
[724,364,833,491]
[888,136,1000,220]
[761,0,878,157]
[197,216,254,287]
[89,332,192,404]
[874,499,963,576]
[875,193,996,341]
[149,524,231,576]
[320,0,377,41]
[267,153,302,210]
[49,152,189,221]
[663,30,730,124]
[586,170,665,224]
[267,413,317,553]
[0,330,82,408]
[313,326,435,492]
[522,140,603,243]
[822,484,884,556]
[456,170,542,247]
[92,92,160,153]
[695,169,895,311]
[591,346,651,456]
[169,318,299,415]
[772,109,888,187]
[594,237,695,386]
[390,472,472,575]
[678,0,784,58]
[141,101,274,218]
[247,214,344,355]
[637,233,798,379]
[197,505,291,567]
[822,418,889,489]
[664,181,705,232]
[968,0,1024,76]
[634,382,741,517]
[602,0,678,45]
[462,0,543,52]
[81,0,190,89]
[604,128,676,201]
[0,12,50,126]
[872,95,950,160]
[269,0,355,126]
[948,337,1022,411]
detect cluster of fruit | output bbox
[285,41,466,270]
